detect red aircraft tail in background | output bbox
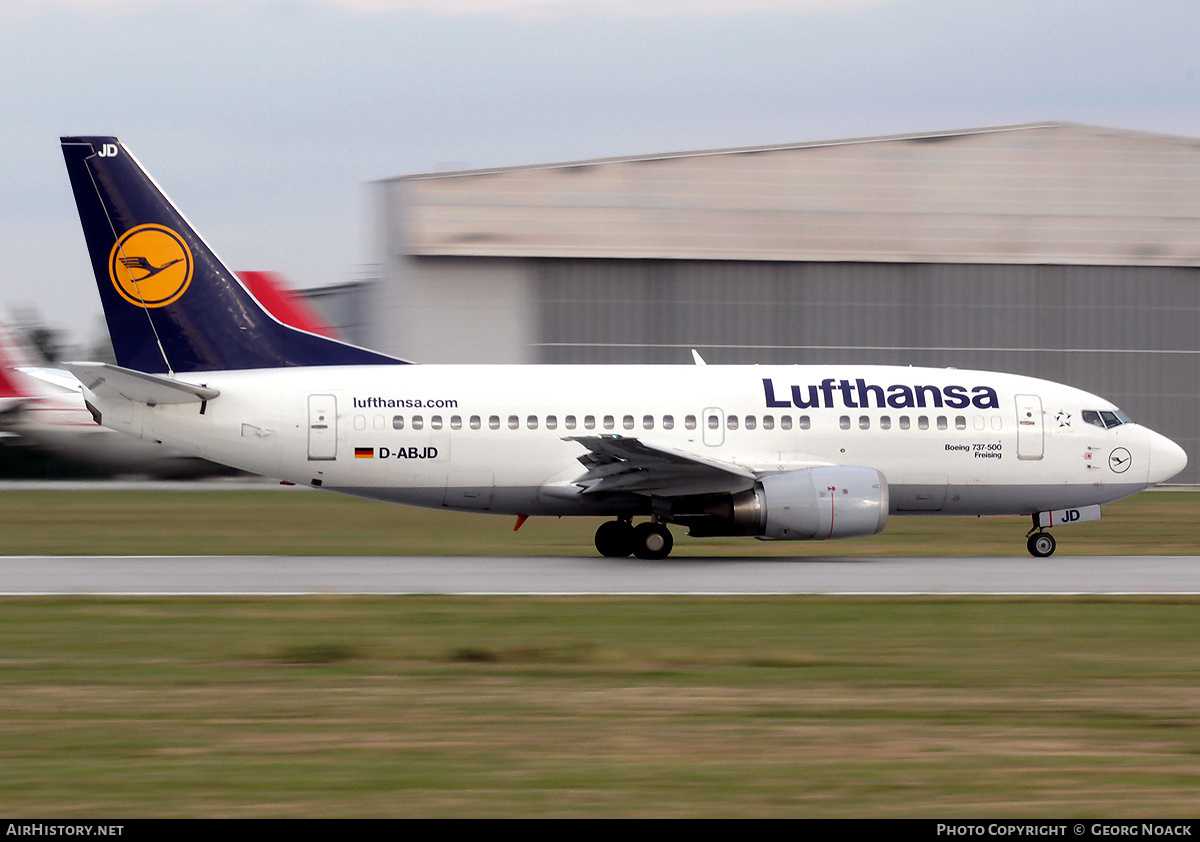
[236,271,340,340]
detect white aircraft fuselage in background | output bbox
[58,136,1187,559]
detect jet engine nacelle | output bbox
[741,466,889,540]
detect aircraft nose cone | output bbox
[1148,431,1187,484]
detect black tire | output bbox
[595,520,634,557]
[1027,532,1056,558]
[632,522,673,560]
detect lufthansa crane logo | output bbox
[1109,447,1132,474]
[107,224,193,308]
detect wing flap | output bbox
[564,435,756,496]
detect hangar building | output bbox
[354,123,1200,483]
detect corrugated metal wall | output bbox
[536,259,1200,482]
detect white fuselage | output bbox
[85,363,1186,518]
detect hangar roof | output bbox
[381,123,1200,266]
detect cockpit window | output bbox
[1082,409,1132,429]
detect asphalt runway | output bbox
[1,554,1197,594]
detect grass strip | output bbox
[0,487,1195,556]
[0,595,1197,817]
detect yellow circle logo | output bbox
[108,224,193,308]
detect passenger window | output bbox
[565,415,577,430]
[974,416,986,431]
[880,415,891,430]
[450,415,462,430]
[899,416,910,430]
[546,415,557,430]
[991,415,1003,430]
[685,415,697,430]
[623,415,634,430]
[663,415,674,430]
[470,416,481,430]
[955,416,966,430]
[354,415,366,431]
[859,416,870,430]
[840,416,851,430]
[643,415,654,430]
[603,415,615,430]
[373,415,385,431]
[782,416,794,430]
[431,416,443,430]
[762,415,774,430]
[918,416,929,430]
[937,416,948,431]
[412,416,424,430]
[585,415,596,430]
[797,416,808,430]
[489,415,500,430]
[508,415,519,430]
[527,415,538,430]
[745,415,757,430]
[392,415,404,430]
[708,415,720,430]
[727,416,739,431]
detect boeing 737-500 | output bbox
[57,137,1187,558]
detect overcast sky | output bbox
[4,0,1199,349]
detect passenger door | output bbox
[1016,394,1044,460]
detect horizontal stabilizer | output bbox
[64,362,219,405]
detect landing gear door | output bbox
[1016,394,1044,460]
[308,394,338,461]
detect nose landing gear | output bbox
[1026,527,1057,558]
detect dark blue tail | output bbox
[60,136,408,373]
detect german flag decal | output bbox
[354,447,374,459]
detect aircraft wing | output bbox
[564,435,757,496]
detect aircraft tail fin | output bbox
[59,136,408,373]
[0,364,27,404]
[0,321,42,407]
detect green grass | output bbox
[0,485,1195,556]
[0,596,1197,817]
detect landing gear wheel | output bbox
[1027,532,1056,558]
[632,522,673,560]
[595,520,634,557]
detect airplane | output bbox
[57,136,1187,558]
[0,273,339,478]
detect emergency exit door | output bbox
[702,407,724,446]
[308,394,338,460]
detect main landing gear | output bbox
[595,518,674,560]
